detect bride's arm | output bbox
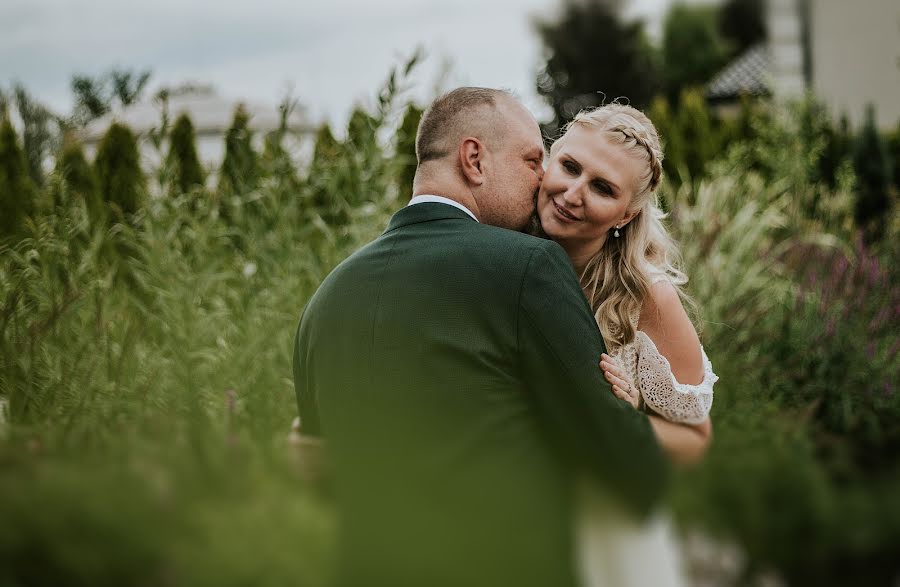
[638,280,704,385]
[602,355,713,463]
[647,415,711,465]
[641,280,713,463]
[601,280,716,464]
[600,352,714,465]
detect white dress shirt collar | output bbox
[407,194,479,222]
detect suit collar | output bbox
[408,195,478,221]
[385,202,477,233]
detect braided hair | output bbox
[549,103,696,349]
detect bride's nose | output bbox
[561,183,583,206]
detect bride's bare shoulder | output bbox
[637,280,703,385]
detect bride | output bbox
[534,103,717,587]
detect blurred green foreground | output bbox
[1,72,898,586]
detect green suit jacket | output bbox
[293,203,668,587]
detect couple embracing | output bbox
[292,87,717,587]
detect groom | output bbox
[293,87,667,587]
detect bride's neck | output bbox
[569,253,593,280]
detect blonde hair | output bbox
[551,103,694,349]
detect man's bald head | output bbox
[410,86,544,231]
[415,87,514,164]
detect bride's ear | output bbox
[620,209,640,229]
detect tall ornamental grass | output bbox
[0,60,417,586]
[666,101,899,586]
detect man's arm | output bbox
[293,312,322,437]
[517,242,669,517]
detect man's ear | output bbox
[459,138,486,186]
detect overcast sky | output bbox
[2,0,675,127]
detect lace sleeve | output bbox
[634,331,717,425]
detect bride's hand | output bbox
[600,353,639,409]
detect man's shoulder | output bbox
[470,225,568,261]
[384,214,569,265]
[450,226,576,286]
[314,222,572,297]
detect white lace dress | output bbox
[577,300,718,587]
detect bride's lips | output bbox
[552,200,579,222]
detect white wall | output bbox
[809,0,900,130]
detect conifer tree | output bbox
[852,105,892,240]
[305,123,350,222]
[535,0,661,130]
[343,107,382,209]
[676,88,715,181]
[218,104,258,195]
[346,107,377,152]
[260,130,298,190]
[261,131,284,171]
[647,95,683,185]
[662,4,730,101]
[167,113,205,195]
[310,123,342,171]
[812,110,852,189]
[260,97,300,187]
[719,0,766,56]
[890,120,900,193]
[57,137,102,221]
[395,103,423,199]
[0,112,37,240]
[94,122,144,221]
[307,124,337,207]
[732,94,762,145]
[13,85,56,188]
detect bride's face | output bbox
[536,125,641,260]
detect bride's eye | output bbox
[590,181,613,195]
[562,160,579,174]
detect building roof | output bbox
[81,85,315,142]
[706,44,772,101]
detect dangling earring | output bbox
[614,225,620,238]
